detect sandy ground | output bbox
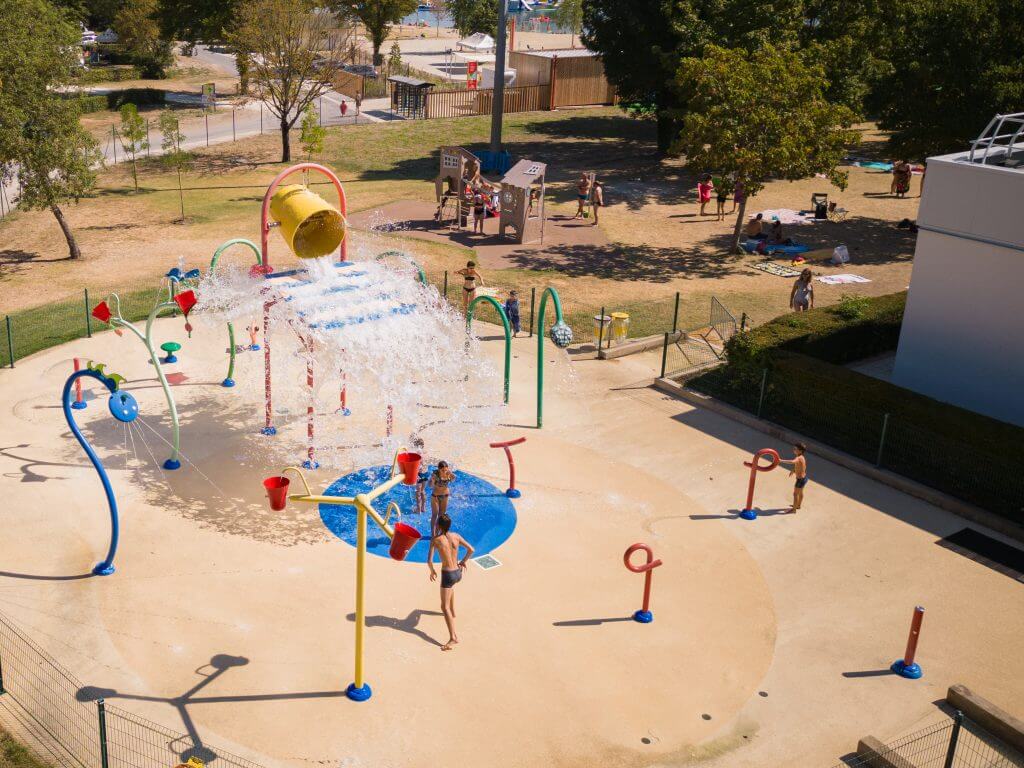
[0,310,1022,767]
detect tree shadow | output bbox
[0,250,71,276]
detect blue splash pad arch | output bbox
[319,465,517,563]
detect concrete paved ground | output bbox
[0,298,1021,767]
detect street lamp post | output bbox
[489,0,509,154]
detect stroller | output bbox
[811,192,848,222]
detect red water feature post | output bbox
[489,436,526,498]
[891,606,925,678]
[303,336,318,469]
[740,448,781,520]
[71,358,87,410]
[624,543,662,623]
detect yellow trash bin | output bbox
[593,314,612,346]
[610,312,630,344]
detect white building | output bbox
[892,114,1024,427]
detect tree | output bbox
[0,0,102,260]
[158,110,189,221]
[583,0,804,154]
[446,0,497,38]
[554,0,583,47]
[157,0,239,50]
[672,45,857,253]
[16,102,103,260]
[114,0,173,77]
[387,40,402,71]
[299,104,326,162]
[338,0,418,66]
[427,1,447,37]
[230,0,350,163]
[869,0,1024,158]
[118,103,149,192]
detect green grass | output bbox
[1,285,166,368]
[1,727,51,768]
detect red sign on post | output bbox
[467,60,478,90]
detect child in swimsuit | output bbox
[456,261,483,311]
[430,461,455,535]
[473,193,486,234]
[780,442,809,512]
[427,513,474,651]
[415,470,428,515]
[697,175,713,216]
[504,290,521,336]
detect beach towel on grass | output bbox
[752,262,801,278]
[816,274,871,285]
[756,208,819,226]
[742,240,811,255]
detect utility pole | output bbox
[489,0,509,154]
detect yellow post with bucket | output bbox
[269,184,347,260]
[261,449,423,702]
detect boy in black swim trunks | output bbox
[427,514,474,651]
[780,442,808,512]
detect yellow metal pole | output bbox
[347,495,370,701]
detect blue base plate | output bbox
[891,660,922,679]
[506,488,522,498]
[162,458,181,470]
[346,683,372,702]
[221,378,235,388]
[260,426,277,436]
[633,610,653,623]
[302,459,320,469]
[92,562,115,576]
[250,344,261,351]
[739,509,758,520]
[71,401,87,410]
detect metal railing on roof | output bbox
[968,112,1024,165]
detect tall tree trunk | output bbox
[280,118,291,162]
[731,196,748,254]
[176,167,185,221]
[131,156,138,192]
[51,205,81,260]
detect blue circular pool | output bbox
[319,465,517,562]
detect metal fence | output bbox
[658,296,740,378]
[687,358,1024,516]
[834,711,1024,767]
[0,611,267,768]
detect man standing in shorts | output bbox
[427,514,474,651]
[780,442,808,512]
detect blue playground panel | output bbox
[319,465,517,563]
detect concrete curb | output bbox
[652,376,1024,545]
[947,684,1024,754]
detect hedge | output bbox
[68,88,167,114]
[724,291,906,380]
[73,64,142,84]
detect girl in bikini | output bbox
[456,261,484,312]
[430,461,455,535]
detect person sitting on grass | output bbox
[768,220,794,245]
[745,213,765,239]
[779,443,809,513]
[428,513,474,651]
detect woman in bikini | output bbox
[456,261,484,312]
[430,461,455,535]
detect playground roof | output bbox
[501,159,546,188]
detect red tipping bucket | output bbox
[389,523,422,561]
[396,452,422,485]
[263,476,290,511]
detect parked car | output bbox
[341,63,378,79]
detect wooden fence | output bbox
[424,84,550,119]
[549,55,616,108]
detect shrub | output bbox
[724,291,905,380]
[73,64,142,84]
[67,89,167,115]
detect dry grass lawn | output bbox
[0,110,919,331]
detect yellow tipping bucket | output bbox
[269,184,347,259]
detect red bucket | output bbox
[389,523,422,561]
[263,476,290,511]
[396,452,422,485]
